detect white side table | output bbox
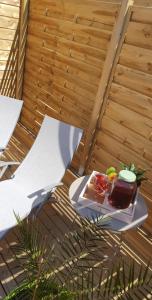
[69,176,148,232]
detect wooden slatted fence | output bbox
[21,0,121,172]
[87,1,152,258]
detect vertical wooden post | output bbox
[79,0,134,175]
[16,0,29,100]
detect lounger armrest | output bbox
[43,182,63,193]
[0,161,20,167]
[32,183,63,215]
[0,161,20,178]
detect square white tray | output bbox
[78,171,137,223]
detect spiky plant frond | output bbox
[4,213,152,300]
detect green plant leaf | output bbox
[5,213,152,300]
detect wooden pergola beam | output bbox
[79,0,134,175]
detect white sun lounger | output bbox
[0,115,83,239]
[0,95,23,153]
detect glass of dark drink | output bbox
[108,170,137,209]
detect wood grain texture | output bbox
[126,21,152,50]
[22,0,120,172]
[0,0,20,97]
[79,0,134,174]
[29,0,119,25]
[16,0,29,99]
[0,3,19,18]
[134,0,152,7]
[132,7,152,23]
[120,43,152,75]
[88,2,152,239]
[114,64,152,98]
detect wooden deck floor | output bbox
[0,123,152,299]
[0,184,151,299]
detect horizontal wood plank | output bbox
[109,82,152,120]
[101,115,152,161]
[0,0,19,6]
[132,7,152,24]
[126,21,152,50]
[0,15,18,29]
[0,3,19,18]
[120,43,152,75]
[114,64,152,98]
[30,0,119,25]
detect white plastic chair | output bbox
[0,115,83,239]
[0,95,23,177]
